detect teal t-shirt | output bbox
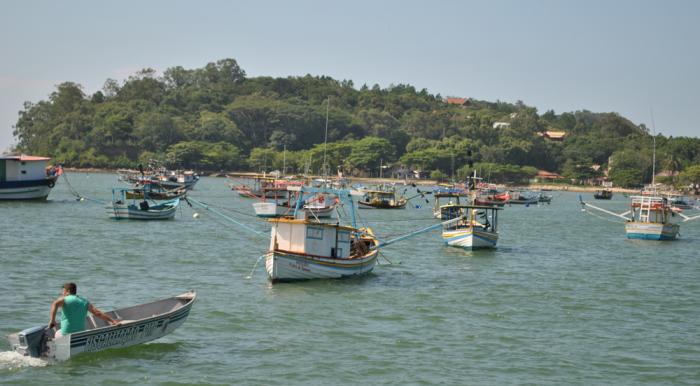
[60,295,89,335]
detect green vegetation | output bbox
[11,58,700,186]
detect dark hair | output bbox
[63,282,77,295]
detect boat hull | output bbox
[0,179,54,200]
[442,228,498,249]
[253,202,290,218]
[265,249,378,282]
[8,292,196,361]
[357,201,406,209]
[625,222,680,240]
[107,199,179,220]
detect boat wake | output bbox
[0,351,50,370]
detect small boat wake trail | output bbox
[0,351,50,370]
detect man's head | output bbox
[62,282,77,296]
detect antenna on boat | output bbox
[650,107,657,187]
[322,97,330,178]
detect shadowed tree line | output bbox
[11,58,700,187]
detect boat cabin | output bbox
[629,196,675,224]
[441,204,501,232]
[269,219,353,259]
[0,154,52,183]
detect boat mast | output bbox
[650,108,656,187]
[322,97,330,178]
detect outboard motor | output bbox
[11,325,49,358]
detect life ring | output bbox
[47,180,55,188]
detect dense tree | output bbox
[9,58,700,183]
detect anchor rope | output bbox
[186,197,267,237]
[61,172,108,205]
[581,208,627,224]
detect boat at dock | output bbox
[441,205,502,249]
[0,154,61,200]
[7,292,196,361]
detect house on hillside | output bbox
[446,97,471,107]
[493,122,510,129]
[533,170,564,183]
[538,130,567,141]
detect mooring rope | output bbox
[61,172,108,205]
[581,208,627,224]
[186,197,267,237]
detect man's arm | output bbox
[48,297,64,329]
[88,303,120,326]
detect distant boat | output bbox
[508,190,538,205]
[594,189,613,200]
[8,292,196,361]
[441,204,502,249]
[357,189,407,209]
[0,154,61,200]
[108,189,180,220]
[580,195,700,240]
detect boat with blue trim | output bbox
[8,292,196,361]
[580,195,700,240]
[108,188,180,220]
[441,204,502,249]
[0,154,61,200]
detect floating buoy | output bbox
[193,213,200,219]
[80,197,86,202]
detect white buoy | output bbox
[80,197,86,202]
[193,213,200,219]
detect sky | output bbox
[1,0,698,152]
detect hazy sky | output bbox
[1,0,698,152]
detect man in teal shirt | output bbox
[49,282,120,337]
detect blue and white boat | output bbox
[441,205,502,249]
[580,195,700,240]
[8,292,196,361]
[108,188,180,220]
[0,154,61,200]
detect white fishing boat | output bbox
[0,154,61,200]
[108,188,180,220]
[265,187,379,282]
[441,205,501,249]
[8,292,196,361]
[580,195,700,240]
[432,187,472,219]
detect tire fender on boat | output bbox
[47,180,55,188]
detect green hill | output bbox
[12,58,700,187]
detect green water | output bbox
[1,173,699,385]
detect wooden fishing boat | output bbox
[357,189,407,209]
[0,154,61,200]
[594,189,613,200]
[8,292,196,361]
[441,205,501,249]
[580,195,700,240]
[625,196,680,240]
[265,187,379,282]
[108,189,179,220]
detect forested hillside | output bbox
[11,58,700,187]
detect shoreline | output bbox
[63,167,647,194]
